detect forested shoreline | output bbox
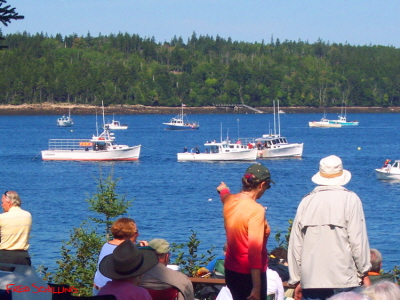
[1,31,399,108]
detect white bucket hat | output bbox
[312,155,351,186]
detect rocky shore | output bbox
[0,103,399,115]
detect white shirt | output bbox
[267,268,284,300]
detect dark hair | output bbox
[111,218,137,239]
[270,247,288,261]
[241,173,267,191]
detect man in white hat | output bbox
[288,155,371,300]
[141,239,194,300]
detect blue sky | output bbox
[2,0,399,47]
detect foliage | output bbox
[171,230,215,277]
[274,219,293,249]
[38,168,132,296]
[391,266,400,285]
[1,31,400,106]
[52,222,104,296]
[0,0,24,27]
[86,169,133,240]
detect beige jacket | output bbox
[288,186,371,289]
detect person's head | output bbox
[370,249,382,273]
[361,281,400,300]
[99,239,158,282]
[270,247,288,261]
[149,239,171,265]
[111,218,139,242]
[311,155,351,186]
[328,291,365,300]
[2,191,21,212]
[242,163,274,196]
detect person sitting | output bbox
[361,281,400,300]
[268,247,289,282]
[195,146,200,154]
[367,248,397,284]
[141,239,194,300]
[206,244,226,276]
[183,147,188,153]
[93,218,148,295]
[97,239,158,300]
[266,267,285,300]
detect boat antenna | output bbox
[95,110,99,136]
[277,99,281,137]
[237,118,240,141]
[273,100,276,136]
[102,100,106,127]
[220,122,222,142]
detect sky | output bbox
[2,0,400,47]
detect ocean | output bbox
[1,112,399,274]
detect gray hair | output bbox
[328,291,366,300]
[362,281,400,300]
[5,191,21,207]
[370,249,382,272]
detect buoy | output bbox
[358,147,361,150]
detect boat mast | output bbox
[277,100,281,137]
[273,100,276,136]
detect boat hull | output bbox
[375,168,400,180]
[41,145,141,161]
[309,121,341,128]
[258,143,303,158]
[329,121,359,126]
[108,125,128,130]
[57,121,73,127]
[177,149,257,161]
[164,124,199,130]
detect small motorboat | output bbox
[309,118,342,128]
[104,115,128,130]
[375,160,400,180]
[163,104,199,130]
[57,110,73,127]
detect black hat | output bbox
[99,240,158,280]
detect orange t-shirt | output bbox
[221,192,269,274]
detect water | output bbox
[1,113,399,273]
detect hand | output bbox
[138,240,148,246]
[246,287,260,300]
[294,282,302,300]
[362,275,371,287]
[217,182,228,193]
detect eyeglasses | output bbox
[4,191,8,197]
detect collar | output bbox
[367,271,380,276]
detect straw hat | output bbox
[311,155,351,186]
[99,240,158,280]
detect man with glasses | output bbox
[0,191,32,269]
[141,238,194,300]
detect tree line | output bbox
[0,30,399,107]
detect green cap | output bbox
[245,163,274,184]
[149,239,170,254]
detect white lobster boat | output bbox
[177,140,257,161]
[42,105,140,161]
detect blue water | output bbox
[1,113,399,274]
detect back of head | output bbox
[270,247,288,261]
[328,291,365,300]
[149,239,170,255]
[242,163,273,191]
[362,281,400,300]
[4,191,21,207]
[370,248,382,272]
[111,218,137,240]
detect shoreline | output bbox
[0,103,399,115]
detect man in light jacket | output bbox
[288,155,371,300]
